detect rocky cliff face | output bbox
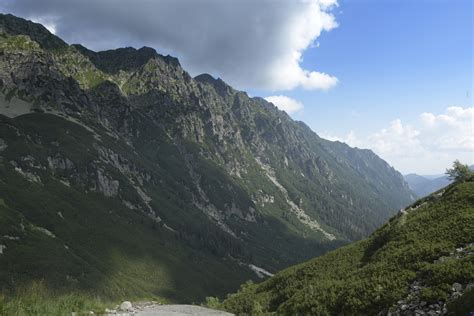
[0,13,415,300]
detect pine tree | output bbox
[445,160,472,181]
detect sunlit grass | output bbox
[0,282,110,316]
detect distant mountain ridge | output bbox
[405,165,474,197]
[404,173,451,198]
[0,13,414,302]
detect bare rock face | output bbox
[0,138,7,151]
[96,169,119,197]
[47,154,75,171]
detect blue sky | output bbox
[253,0,473,174]
[2,0,472,174]
[275,0,472,133]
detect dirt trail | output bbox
[135,304,233,315]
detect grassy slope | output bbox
[221,180,474,315]
[0,113,254,308]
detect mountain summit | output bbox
[0,14,414,301]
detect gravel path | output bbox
[135,304,234,315]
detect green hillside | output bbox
[0,113,255,304]
[221,179,474,315]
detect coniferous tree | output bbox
[446,160,472,181]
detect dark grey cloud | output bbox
[1,0,339,91]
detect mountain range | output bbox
[0,13,415,303]
[405,165,474,198]
[404,174,452,198]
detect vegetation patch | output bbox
[220,179,474,315]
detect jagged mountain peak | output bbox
[0,13,67,50]
[194,73,233,97]
[194,73,223,84]
[72,44,180,74]
[251,96,279,111]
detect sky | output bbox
[0,0,472,174]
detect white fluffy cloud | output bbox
[1,0,339,91]
[420,107,474,151]
[319,106,474,174]
[265,95,304,114]
[369,119,423,158]
[320,130,360,146]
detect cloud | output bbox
[0,0,339,91]
[318,106,474,174]
[419,106,474,152]
[265,95,304,114]
[319,130,361,146]
[29,16,57,34]
[368,119,422,158]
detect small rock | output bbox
[2,235,20,240]
[120,301,133,311]
[420,301,427,307]
[0,139,7,152]
[452,282,462,292]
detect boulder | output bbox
[120,301,133,311]
[452,282,463,292]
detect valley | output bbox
[0,11,472,316]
